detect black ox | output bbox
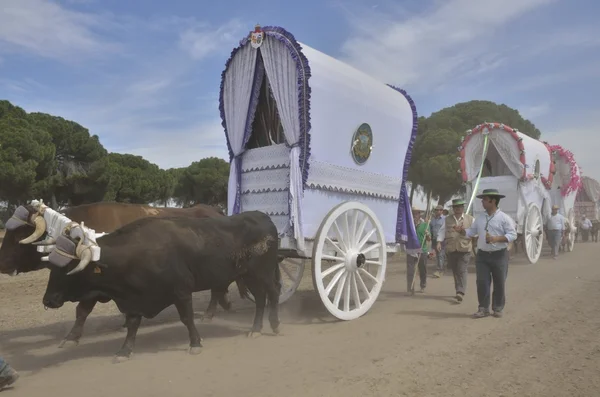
[42,211,281,361]
[0,204,234,349]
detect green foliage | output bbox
[0,100,230,208]
[409,100,542,204]
[174,157,230,207]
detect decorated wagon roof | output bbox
[579,176,600,202]
[219,25,417,183]
[459,122,554,185]
[546,144,582,197]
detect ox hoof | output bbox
[188,346,203,355]
[112,355,132,364]
[247,331,262,339]
[272,327,281,335]
[58,339,79,348]
[200,315,213,323]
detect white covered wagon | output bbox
[459,122,555,264]
[219,25,419,320]
[546,144,582,251]
[575,176,600,221]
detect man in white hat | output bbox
[546,205,567,259]
[454,189,517,318]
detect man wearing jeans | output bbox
[454,189,517,318]
[430,205,446,278]
[546,205,567,259]
[0,356,19,390]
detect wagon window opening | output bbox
[476,143,512,178]
[245,57,286,150]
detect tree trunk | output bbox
[409,183,416,205]
[51,193,59,210]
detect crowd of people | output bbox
[404,188,590,318]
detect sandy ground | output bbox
[1,241,599,396]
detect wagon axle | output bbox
[355,253,366,268]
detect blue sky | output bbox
[1,0,599,182]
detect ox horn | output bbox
[66,248,92,276]
[32,237,56,246]
[19,216,47,245]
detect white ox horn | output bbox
[32,237,56,246]
[66,248,92,276]
[19,216,48,245]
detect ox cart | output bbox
[459,122,557,264]
[546,144,582,251]
[575,176,600,241]
[575,176,600,221]
[220,25,418,320]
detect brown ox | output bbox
[60,202,225,233]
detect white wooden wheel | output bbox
[278,258,306,304]
[566,208,576,252]
[524,203,544,264]
[311,201,387,320]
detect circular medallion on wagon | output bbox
[351,123,373,165]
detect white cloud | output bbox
[519,103,550,120]
[179,19,245,61]
[337,0,560,91]
[122,120,229,169]
[544,116,600,182]
[0,0,120,61]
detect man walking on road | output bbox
[580,215,592,242]
[430,205,446,278]
[546,205,567,259]
[406,207,430,295]
[454,189,517,319]
[436,198,474,303]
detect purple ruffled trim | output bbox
[387,85,420,249]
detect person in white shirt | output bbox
[454,189,517,319]
[580,215,593,242]
[546,205,567,259]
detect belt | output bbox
[478,248,507,253]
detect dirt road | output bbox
[1,243,599,396]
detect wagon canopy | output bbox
[460,123,553,184]
[547,144,582,197]
[578,176,600,203]
[219,25,418,250]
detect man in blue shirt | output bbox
[454,189,517,319]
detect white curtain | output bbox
[488,133,525,179]
[260,36,305,250]
[223,44,259,215]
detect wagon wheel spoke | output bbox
[333,272,348,307]
[357,228,376,251]
[350,210,360,247]
[354,215,369,248]
[332,221,349,252]
[325,267,346,296]
[322,254,344,262]
[321,263,345,278]
[325,236,346,255]
[350,273,362,309]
